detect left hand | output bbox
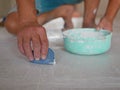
[96,17,113,32]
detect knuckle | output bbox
[34,43,40,47]
[18,44,22,50]
[24,42,30,48]
[34,45,40,49]
[39,27,45,32]
[42,41,48,47]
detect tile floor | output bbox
[0,17,120,90]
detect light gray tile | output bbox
[0,18,120,90]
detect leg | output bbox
[37,5,75,30]
[72,4,81,17]
[0,17,5,27]
[97,0,120,31]
[5,5,75,34]
[83,0,100,28]
[4,12,20,34]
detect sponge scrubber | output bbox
[30,48,55,65]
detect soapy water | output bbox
[63,29,107,43]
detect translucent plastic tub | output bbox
[63,28,112,55]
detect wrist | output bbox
[102,15,113,24]
[19,16,37,24]
[19,19,38,26]
[17,21,39,34]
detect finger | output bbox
[38,27,49,59]
[32,35,41,60]
[23,37,34,61]
[96,26,102,30]
[96,23,103,30]
[17,35,24,54]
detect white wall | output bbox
[0,0,15,17]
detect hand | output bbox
[17,23,48,61]
[97,17,113,32]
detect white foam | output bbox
[63,29,105,41]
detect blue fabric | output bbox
[35,0,83,14]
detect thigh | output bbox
[35,0,83,14]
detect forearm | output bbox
[104,0,120,22]
[84,0,100,21]
[16,0,37,24]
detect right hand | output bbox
[17,23,49,61]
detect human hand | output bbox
[17,23,48,61]
[96,17,113,32]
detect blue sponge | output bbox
[30,48,55,65]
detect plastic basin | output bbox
[63,28,112,55]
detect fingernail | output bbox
[96,27,99,30]
[29,57,34,61]
[35,58,40,61]
[97,27,102,30]
[42,55,46,60]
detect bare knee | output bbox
[4,12,19,35]
[55,5,75,17]
[63,5,74,15]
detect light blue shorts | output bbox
[35,0,83,14]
